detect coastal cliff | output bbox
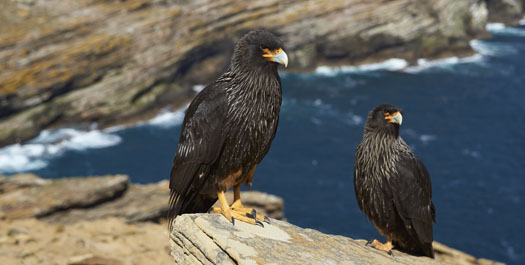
[1,0,511,146]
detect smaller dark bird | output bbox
[354,104,436,258]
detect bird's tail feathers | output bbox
[167,190,183,233]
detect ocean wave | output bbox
[470,39,519,57]
[314,58,408,76]
[0,128,121,174]
[192,84,205,93]
[405,54,483,73]
[486,22,525,37]
[144,107,187,128]
[0,105,188,174]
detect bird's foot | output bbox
[230,200,270,224]
[366,239,394,254]
[209,207,264,227]
[209,206,234,224]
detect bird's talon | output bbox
[387,250,393,256]
[366,239,374,246]
[264,216,271,224]
[231,217,235,226]
[256,219,264,227]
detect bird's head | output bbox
[365,104,403,137]
[231,29,288,71]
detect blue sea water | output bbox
[1,23,524,264]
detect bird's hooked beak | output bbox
[262,48,288,67]
[385,111,403,125]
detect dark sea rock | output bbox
[486,0,525,24]
[0,0,500,147]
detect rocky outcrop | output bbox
[486,0,525,24]
[0,0,491,147]
[170,214,504,265]
[0,174,128,219]
[0,174,285,223]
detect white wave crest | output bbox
[192,84,205,93]
[470,39,518,56]
[145,107,186,128]
[486,22,525,37]
[315,58,408,76]
[0,128,121,174]
[405,54,483,73]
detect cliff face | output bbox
[0,0,515,146]
[485,0,525,24]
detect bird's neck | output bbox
[362,128,402,154]
[226,64,281,98]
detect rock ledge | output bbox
[170,214,504,265]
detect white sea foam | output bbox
[192,84,205,93]
[315,58,408,76]
[470,39,518,56]
[0,104,189,174]
[405,54,483,73]
[486,22,506,31]
[486,22,525,37]
[0,128,121,174]
[145,107,187,128]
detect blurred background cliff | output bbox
[1,0,522,146]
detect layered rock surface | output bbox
[0,0,499,146]
[0,173,285,223]
[170,214,505,265]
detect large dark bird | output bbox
[354,104,436,258]
[167,30,288,230]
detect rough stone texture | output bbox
[170,214,505,265]
[486,0,525,24]
[0,174,285,223]
[41,179,171,224]
[0,217,173,265]
[0,173,50,193]
[0,174,128,219]
[0,0,491,147]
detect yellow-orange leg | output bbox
[366,236,394,254]
[210,190,265,226]
[230,184,269,223]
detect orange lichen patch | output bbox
[167,7,182,18]
[0,34,131,96]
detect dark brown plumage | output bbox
[167,30,288,230]
[354,104,436,258]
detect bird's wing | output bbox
[391,153,435,244]
[168,83,228,230]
